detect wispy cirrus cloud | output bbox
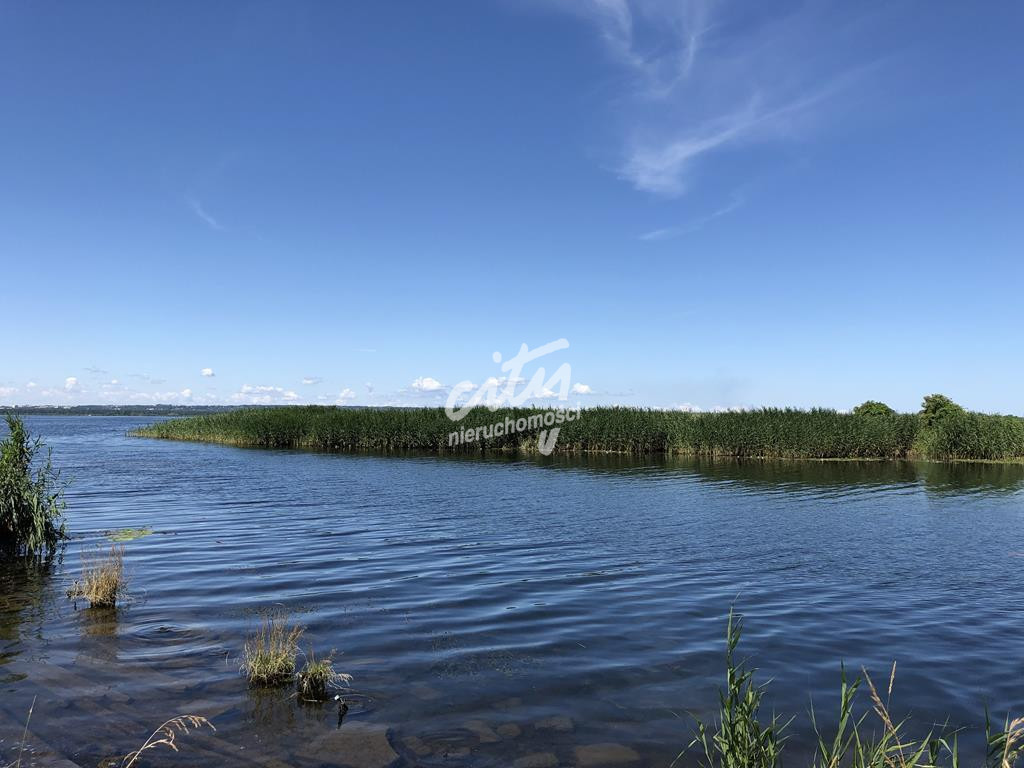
[187,196,225,231]
[639,193,744,240]
[551,0,879,198]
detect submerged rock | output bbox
[300,722,399,768]
[574,743,641,767]
[463,719,500,743]
[496,722,523,739]
[402,735,432,757]
[534,715,574,733]
[410,684,444,701]
[513,751,560,768]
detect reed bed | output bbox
[133,399,1024,461]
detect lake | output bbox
[2,416,1023,767]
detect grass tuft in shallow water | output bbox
[67,544,127,608]
[242,611,304,687]
[296,647,352,702]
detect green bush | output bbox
[920,394,965,428]
[852,400,895,417]
[0,415,67,556]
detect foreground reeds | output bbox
[67,544,127,608]
[242,611,304,687]
[1,415,67,556]
[682,610,1024,768]
[132,395,1024,461]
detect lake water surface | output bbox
[2,416,1024,767]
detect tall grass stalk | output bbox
[119,715,214,767]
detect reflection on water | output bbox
[538,451,1024,496]
[0,554,60,686]
[1,417,1023,767]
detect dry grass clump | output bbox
[241,611,304,687]
[67,544,127,608]
[119,714,214,767]
[296,647,353,702]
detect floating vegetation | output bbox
[681,610,1024,768]
[296,647,352,702]
[107,527,153,542]
[242,611,304,687]
[67,544,127,608]
[1,415,67,556]
[133,395,1024,461]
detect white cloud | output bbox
[64,377,80,392]
[640,194,744,240]
[672,402,702,412]
[549,0,873,198]
[0,387,17,398]
[571,383,594,395]
[231,384,301,404]
[411,376,443,392]
[201,368,215,377]
[302,377,322,385]
[180,388,193,399]
[187,197,224,231]
[26,381,37,389]
[336,388,356,403]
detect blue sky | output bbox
[2,1,1022,413]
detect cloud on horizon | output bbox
[411,376,444,392]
